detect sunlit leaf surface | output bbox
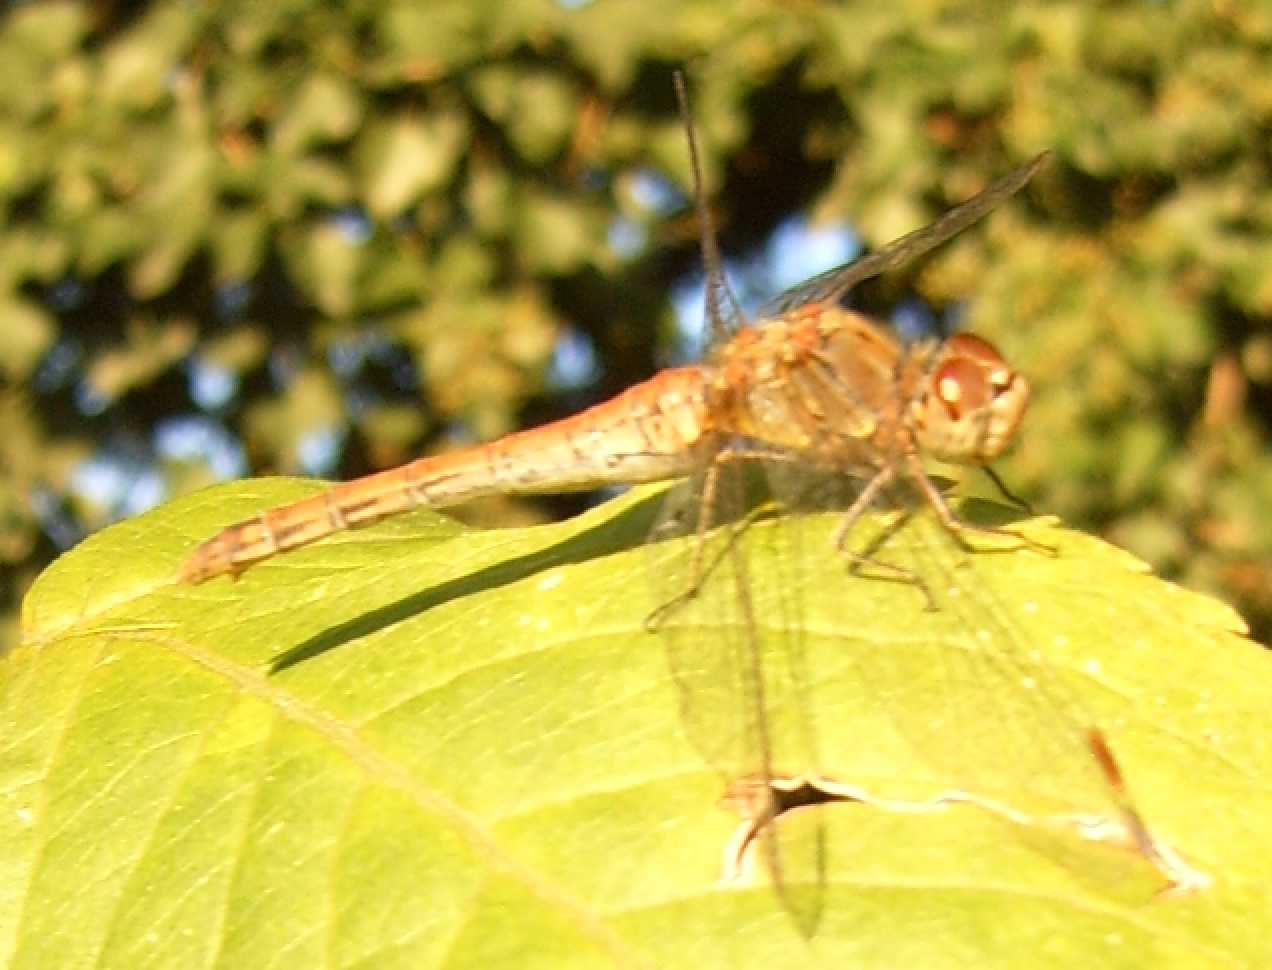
[3,480,1267,968]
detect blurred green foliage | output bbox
[1,0,1268,644]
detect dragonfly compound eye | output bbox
[934,358,991,420]
[912,334,1029,465]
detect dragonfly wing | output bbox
[646,452,828,933]
[803,477,1192,886]
[760,151,1051,318]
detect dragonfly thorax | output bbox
[705,307,1029,474]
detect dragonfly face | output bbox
[910,332,1030,465]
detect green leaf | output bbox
[271,73,364,157]
[98,6,199,112]
[357,112,469,219]
[0,297,54,381]
[3,480,1268,968]
[469,66,580,164]
[282,221,365,318]
[515,189,600,274]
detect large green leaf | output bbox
[2,479,1266,968]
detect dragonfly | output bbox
[178,156,1039,587]
[179,76,1199,924]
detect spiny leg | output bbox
[907,455,1057,559]
[644,449,784,631]
[830,465,938,608]
[645,457,723,631]
[983,465,1034,516]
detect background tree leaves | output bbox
[0,0,1268,649]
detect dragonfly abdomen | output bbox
[178,366,711,583]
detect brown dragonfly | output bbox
[180,77,1201,925]
[179,176,1037,585]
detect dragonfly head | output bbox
[912,333,1029,464]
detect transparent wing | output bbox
[665,434,1200,892]
[760,151,1051,318]
[663,76,830,927]
[645,451,828,934]
[886,502,1151,831]
[784,480,1192,888]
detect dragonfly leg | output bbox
[838,533,938,611]
[645,458,723,631]
[830,465,937,609]
[644,448,783,631]
[983,466,1034,515]
[909,456,1057,558]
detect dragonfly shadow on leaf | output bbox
[269,492,665,672]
